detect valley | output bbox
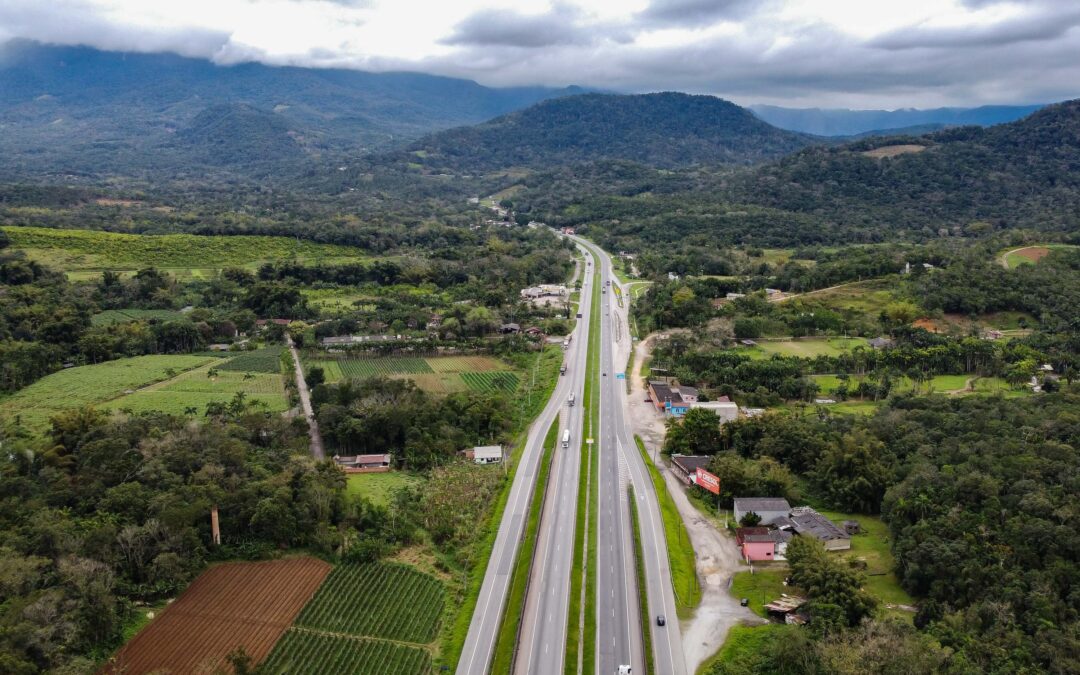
[0,31,1078,675]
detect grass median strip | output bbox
[628,485,656,675]
[490,420,560,673]
[565,250,601,675]
[634,435,701,619]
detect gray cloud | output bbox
[0,0,1078,108]
[872,4,1080,50]
[441,4,605,48]
[635,0,769,26]
[0,0,233,60]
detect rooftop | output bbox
[734,497,792,513]
[671,454,711,474]
[790,507,849,541]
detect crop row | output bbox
[218,346,285,373]
[294,563,445,644]
[334,357,434,378]
[461,371,521,393]
[262,631,430,675]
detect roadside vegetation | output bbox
[635,435,700,618]
[490,421,558,673]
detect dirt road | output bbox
[286,336,325,460]
[627,332,763,672]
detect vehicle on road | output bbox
[657,615,666,626]
[560,364,567,375]
[568,393,576,406]
[562,429,570,448]
[618,666,632,675]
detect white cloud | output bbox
[0,0,1077,107]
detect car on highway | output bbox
[657,615,666,626]
[618,667,632,675]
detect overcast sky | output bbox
[1,0,1078,108]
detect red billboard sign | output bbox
[696,467,720,495]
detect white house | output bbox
[690,401,740,424]
[465,445,504,465]
[733,498,792,526]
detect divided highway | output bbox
[591,242,688,675]
[516,244,594,674]
[458,244,595,675]
[459,236,688,675]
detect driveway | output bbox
[629,332,764,672]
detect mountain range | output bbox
[373,92,818,171]
[750,103,1046,136]
[0,40,582,178]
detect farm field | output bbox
[812,373,1029,399]
[347,472,422,507]
[746,337,868,359]
[1002,244,1079,269]
[301,288,377,313]
[792,277,898,318]
[0,354,215,432]
[307,354,519,395]
[2,226,368,278]
[295,563,445,643]
[90,308,187,326]
[263,562,445,675]
[216,345,285,373]
[102,558,331,674]
[104,363,288,416]
[261,631,431,675]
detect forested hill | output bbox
[0,40,583,178]
[751,102,1045,136]
[729,98,1080,234]
[395,92,818,171]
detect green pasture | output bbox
[306,354,519,395]
[746,337,868,359]
[0,354,215,432]
[3,226,367,278]
[104,362,287,416]
[1002,244,1079,270]
[91,309,187,326]
[346,472,422,508]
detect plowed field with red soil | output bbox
[100,557,331,675]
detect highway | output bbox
[516,244,594,674]
[593,243,688,675]
[594,248,641,675]
[459,236,688,675]
[458,244,595,675]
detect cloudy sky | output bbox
[1,0,1078,108]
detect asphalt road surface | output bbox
[517,244,594,674]
[458,245,596,675]
[587,240,688,675]
[594,253,641,675]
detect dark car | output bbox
[656,615,666,626]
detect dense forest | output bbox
[392,92,816,171]
[699,391,1080,674]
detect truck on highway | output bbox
[562,430,570,448]
[560,363,568,375]
[568,393,576,406]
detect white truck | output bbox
[562,429,571,448]
[568,393,576,407]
